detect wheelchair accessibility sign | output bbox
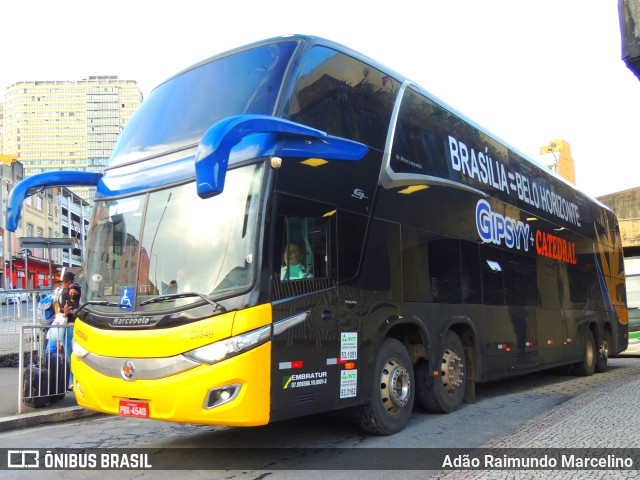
[120,287,134,310]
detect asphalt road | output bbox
[1,356,639,479]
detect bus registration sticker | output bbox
[119,400,149,418]
[340,370,357,399]
[340,332,358,361]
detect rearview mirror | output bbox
[194,114,368,199]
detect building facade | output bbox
[0,75,141,287]
[0,155,90,289]
[1,75,142,199]
[535,139,576,185]
[598,187,640,258]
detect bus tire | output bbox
[418,330,466,413]
[354,338,414,435]
[595,329,611,373]
[573,329,596,376]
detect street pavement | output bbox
[439,369,640,479]
[0,352,639,477]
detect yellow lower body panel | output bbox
[72,342,271,426]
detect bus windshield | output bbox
[109,41,298,166]
[84,163,264,312]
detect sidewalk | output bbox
[0,307,103,431]
[440,369,640,479]
[0,364,101,433]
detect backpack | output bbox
[37,295,56,325]
[23,351,69,407]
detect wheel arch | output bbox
[587,319,599,344]
[599,320,615,351]
[375,313,480,403]
[377,314,432,364]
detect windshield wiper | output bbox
[139,292,227,312]
[74,300,132,315]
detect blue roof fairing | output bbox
[6,171,102,232]
[195,115,368,198]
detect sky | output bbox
[2,0,638,198]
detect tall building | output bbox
[535,139,576,185]
[1,75,142,199]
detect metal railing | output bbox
[0,290,42,347]
[18,323,73,413]
[0,289,71,414]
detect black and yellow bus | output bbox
[7,35,628,435]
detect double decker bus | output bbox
[7,35,627,435]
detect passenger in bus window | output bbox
[281,242,312,280]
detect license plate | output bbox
[119,399,149,418]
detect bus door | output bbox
[269,198,342,421]
[537,258,570,364]
[502,250,539,372]
[480,246,539,376]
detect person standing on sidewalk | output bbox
[59,277,80,391]
[45,272,75,355]
[55,271,75,313]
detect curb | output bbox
[1,350,106,432]
[0,406,104,433]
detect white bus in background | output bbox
[621,257,640,355]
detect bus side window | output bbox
[280,217,321,280]
[428,238,462,304]
[461,241,482,304]
[391,88,447,178]
[272,196,337,298]
[401,226,433,303]
[503,250,538,307]
[481,246,505,305]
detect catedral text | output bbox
[536,230,577,265]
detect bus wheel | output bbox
[354,338,415,435]
[595,329,611,373]
[573,329,596,376]
[418,330,466,413]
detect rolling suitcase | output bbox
[45,352,69,401]
[22,365,50,408]
[22,352,69,408]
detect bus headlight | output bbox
[72,339,90,359]
[183,325,271,365]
